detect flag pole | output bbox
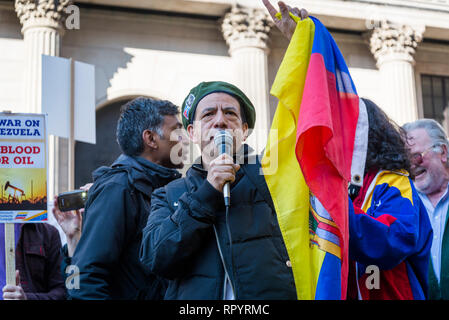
[2,110,15,286]
[4,223,15,286]
[68,58,75,190]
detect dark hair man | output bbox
[403,119,449,299]
[59,97,184,299]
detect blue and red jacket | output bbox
[348,169,433,300]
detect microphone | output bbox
[214,130,233,207]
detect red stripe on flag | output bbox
[317,221,340,236]
[295,52,359,299]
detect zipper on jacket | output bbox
[213,225,236,299]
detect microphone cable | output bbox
[225,201,237,299]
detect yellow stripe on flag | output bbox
[262,18,316,300]
[311,234,342,259]
[310,206,338,228]
[24,210,47,221]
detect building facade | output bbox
[1,0,449,202]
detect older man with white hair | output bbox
[404,119,449,299]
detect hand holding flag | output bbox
[262,0,308,39]
[262,1,363,300]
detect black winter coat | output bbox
[16,223,66,300]
[140,150,297,299]
[67,154,181,300]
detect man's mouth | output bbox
[414,167,426,179]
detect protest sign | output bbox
[0,113,48,223]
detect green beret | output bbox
[181,81,256,130]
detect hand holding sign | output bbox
[2,270,26,300]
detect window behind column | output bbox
[421,74,449,131]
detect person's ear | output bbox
[241,122,249,142]
[142,129,158,150]
[187,124,199,144]
[440,144,448,164]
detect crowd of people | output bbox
[1,0,448,300]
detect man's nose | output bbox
[213,111,227,129]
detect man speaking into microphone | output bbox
[140,81,297,300]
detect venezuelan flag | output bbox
[262,15,359,299]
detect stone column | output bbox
[15,0,71,200]
[15,0,70,114]
[369,21,425,125]
[222,4,273,153]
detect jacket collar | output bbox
[93,154,181,195]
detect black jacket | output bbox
[16,223,66,300]
[140,149,297,299]
[67,154,180,300]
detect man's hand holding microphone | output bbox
[207,130,239,207]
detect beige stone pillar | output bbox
[15,0,71,199]
[222,5,273,153]
[15,0,70,113]
[369,21,425,125]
